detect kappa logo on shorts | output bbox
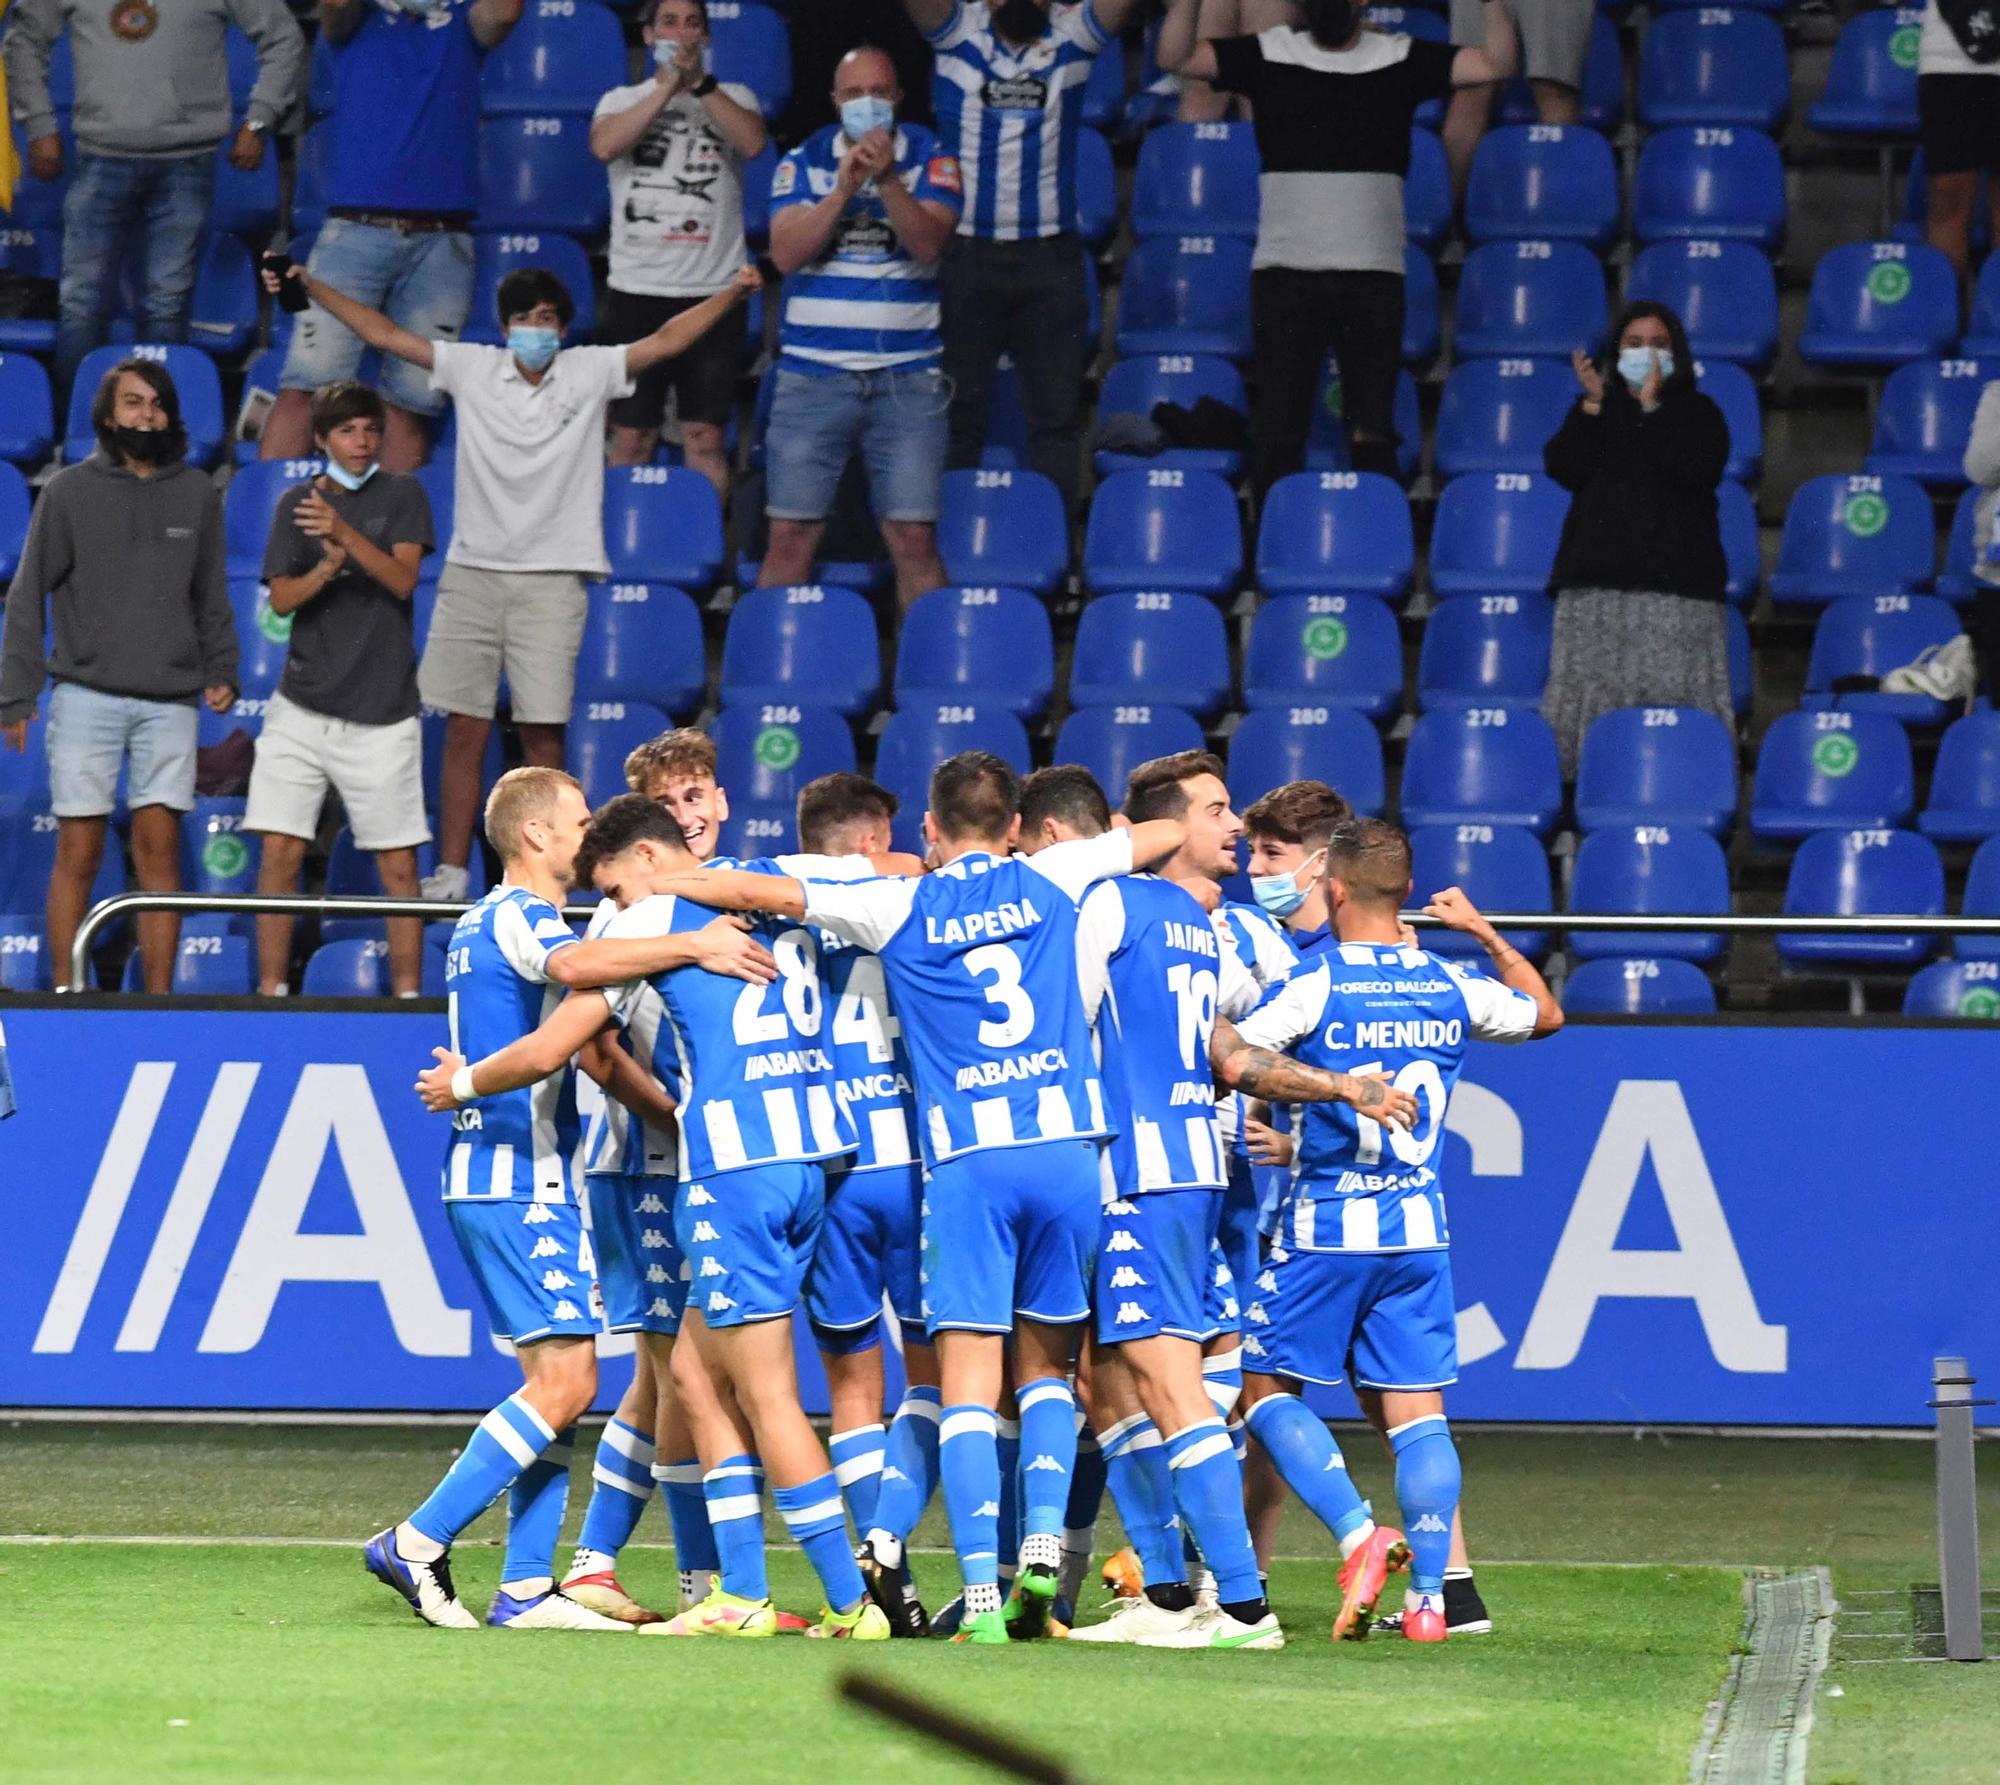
[1113,1300,1149,1325]
[685,1186,715,1206]
[641,1229,670,1249]
[637,1193,668,1214]
[690,1220,719,1242]
[920,1200,931,1217]
[648,1297,677,1318]
[1105,1230,1143,1253]
[522,1204,557,1225]
[1221,1296,1239,1320]
[706,1291,737,1313]
[540,1270,573,1290]
[1214,1262,1231,1287]
[1108,1266,1147,1290]
[530,1236,562,1259]
[1256,1270,1278,1294]
[551,1300,581,1321]
[698,1257,724,1277]
[1244,1335,1267,1357]
[645,1264,670,1284]
[1246,1304,1269,1325]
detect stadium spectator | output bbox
[1966,377,2000,704]
[905,0,1141,514]
[256,0,523,473]
[1916,0,2000,280]
[1158,0,1517,507]
[246,382,433,998]
[266,257,760,899]
[1176,0,1300,121]
[5,0,303,406]
[1442,0,1592,198]
[0,358,238,993]
[591,0,766,498]
[1540,301,1732,777]
[761,46,960,612]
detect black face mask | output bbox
[1303,0,1358,45]
[992,0,1048,43]
[108,423,180,466]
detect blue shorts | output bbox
[806,1160,924,1348]
[587,1170,686,1336]
[47,681,197,817]
[922,1138,1102,1336]
[764,365,949,523]
[676,1161,825,1329]
[1095,1186,1223,1346]
[447,1198,599,1345]
[1217,1156,1262,1321]
[1242,1245,1458,1392]
[281,218,475,416]
[1202,1239,1240,1339]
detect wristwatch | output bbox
[244,117,269,137]
[691,73,719,97]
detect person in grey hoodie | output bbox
[1968,379,2000,707]
[0,358,240,994]
[4,0,304,402]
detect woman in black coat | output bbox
[1538,300,1734,776]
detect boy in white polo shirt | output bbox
[264,256,761,900]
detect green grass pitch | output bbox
[3,1424,1997,1783]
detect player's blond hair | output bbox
[484,766,582,861]
[624,727,717,796]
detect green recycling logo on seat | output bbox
[1958,986,2000,1019]
[1865,261,1911,305]
[1811,732,1859,778]
[1303,616,1348,661]
[1843,492,1889,538]
[202,833,249,881]
[1889,23,1920,67]
[257,599,293,644]
[754,724,801,771]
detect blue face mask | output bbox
[1249,850,1324,921]
[323,458,377,493]
[840,96,896,142]
[1617,345,1673,389]
[508,326,561,372]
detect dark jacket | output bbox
[1542,381,1732,604]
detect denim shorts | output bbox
[47,681,198,818]
[764,364,949,523]
[281,219,476,417]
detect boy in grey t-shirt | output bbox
[245,381,434,996]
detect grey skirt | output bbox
[1540,588,1735,778]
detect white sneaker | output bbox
[488,1587,635,1631]
[1136,1606,1286,1651]
[558,1560,663,1625]
[420,863,470,902]
[1064,1595,1206,1644]
[362,1527,480,1630]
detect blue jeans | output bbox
[764,364,949,522]
[56,152,214,402]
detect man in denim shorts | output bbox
[256,0,525,472]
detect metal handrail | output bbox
[63,890,2000,994]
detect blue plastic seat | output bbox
[1080,32,1125,130]
[1749,710,1914,839]
[1804,595,1967,726]
[1808,8,1923,137]
[123,932,254,996]
[1496,11,1624,129]
[109,234,258,357]
[1777,827,1943,969]
[1464,125,1620,249]
[0,463,27,583]
[0,699,46,800]
[1769,474,1935,608]
[1093,354,1248,480]
[290,124,333,233]
[1569,824,1731,961]
[1226,706,1387,815]
[1073,127,1117,251]
[223,457,325,579]
[721,584,880,719]
[461,233,597,345]
[1244,594,1403,721]
[1402,245,1441,366]
[0,795,125,915]
[1433,358,1575,479]
[1115,235,1255,361]
[1626,240,1779,369]
[183,797,258,897]
[1937,486,1987,604]
[1083,469,1243,599]
[1426,473,1571,598]
[1866,359,1989,487]
[1054,704,1208,800]
[478,115,609,235]
[1920,712,2000,842]
[1796,242,1960,368]
[1405,125,1452,254]
[1303,362,1422,484]
[710,703,857,812]
[1904,957,2000,1017]
[1453,240,1608,359]
[1563,956,1718,1013]
[1417,593,1552,712]
[1962,837,2000,962]
[64,345,226,468]
[713,802,794,859]
[303,938,393,998]
[1697,358,1764,481]
[319,830,476,943]
[481,0,628,113]
[576,582,706,715]
[567,700,674,808]
[0,226,60,353]
[895,585,1054,720]
[709,1,792,119]
[876,704,1033,853]
[1639,10,1790,132]
[1132,121,1261,240]
[1708,478,1756,606]
[6,116,70,228]
[1256,470,1414,599]
[1967,253,2000,357]
[1407,822,1552,959]
[232,592,290,704]
[936,468,1068,597]
[1632,126,1786,249]
[0,914,52,992]
[209,137,280,240]
[604,468,725,588]
[1069,592,1231,718]
[0,354,54,464]
[1727,606,1753,717]
[1575,706,1738,836]
[1400,707,1563,834]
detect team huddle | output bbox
[367,729,1561,1647]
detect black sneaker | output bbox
[1378,1573,1493,1636]
[856,1538,931,1638]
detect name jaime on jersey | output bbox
[925,899,1041,946]
[1160,921,1218,959]
[743,1046,832,1081]
[955,1048,1068,1091]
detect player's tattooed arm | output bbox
[643,870,808,921]
[549,915,777,989]
[1208,1017,1419,1129]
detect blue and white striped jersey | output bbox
[801,833,1135,1166]
[928,0,1111,241]
[443,885,584,1203]
[1079,875,1260,1196]
[1211,901,1302,1158]
[581,897,679,1178]
[1234,942,1537,1252]
[597,864,857,1180]
[770,123,965,372]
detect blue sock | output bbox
[939,1403,1002,1607]
[575,1417,653,1562]
[409,1393,555,1549]
[869,1385,941,1546]
[774,1472,867,1612]
[996,1416,1021,1578]
[1064,1418,1107,1555]
[1099,1413,1185,1587]
[500,1424,574,1591]
[1391,1414,1461,1594]
[654,1456,718,1581]
[702,1453,768,1601]
[828,1424,886,1533]
[1245,1392,1372,1550]
[1015,1379,1077,1565]
[1165,1418,1263,1607]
